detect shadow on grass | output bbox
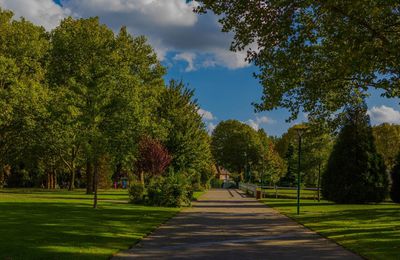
[0,200,176,260]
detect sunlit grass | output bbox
[262,198,400,259]
[0,189,179,259]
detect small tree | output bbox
[136,136,172,184]
[322,104,388,203]
[390,153,400,203]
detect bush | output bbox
[146,177,165,206]
[322,105,388,203]
[147,174,192,207]
[128,182,146,204]
[210,178,223,188]
[390,153,400,203]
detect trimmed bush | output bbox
[390,153,400,203]
[128,182,146,204]
[322,105,388,203]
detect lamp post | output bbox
[294,125,307,215]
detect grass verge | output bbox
[192,191,205,201]
[0,189,179,259]
[261,198,400,259]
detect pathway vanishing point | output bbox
[114,189,361,259]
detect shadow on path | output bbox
[114,189,361,260]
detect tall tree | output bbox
[211,120,263,182]
[157,80,213,178]
[0,9,51,187]
[49,17,119,205]
[197,1,400,123]
[322,104,388,203]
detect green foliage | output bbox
[197,1,400,124]
[210,178,224,188]
[373,123,400,171]
[0,8,210,196]
[390,153,400,203]
[322,105,388,203]
[157,80,213,177]
[128,181,146,204]
[276,123,333,187]
[212,120,262,177]
[146,174,192,207]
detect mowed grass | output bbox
[261,188,318,200]
[192,191,205,201]
[262,198,400,259]
[0,189,179,260]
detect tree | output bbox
[390,153,400,203]
[259,132,286,186]
[136,136,172,184]
[0,9,51,188]
[373,123,400,172]
[157,80,213,186]
[196,1,400,123]
[322,104,388,203]
[211,120,263,182]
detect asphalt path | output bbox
[114,189,361,260]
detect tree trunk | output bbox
[93,161,99,209]
[86,160,93,194]
[140,171,144,185]
[317,162,321,202]
[68,148,76,191]
[69,167,75,191]
[47,170,51,189]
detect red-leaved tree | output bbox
[136,136,172,184]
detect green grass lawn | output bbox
[0,189,179,259]
[261,188,318,199]
[262,198,400,259]
[192,191,205,201]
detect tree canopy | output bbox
[197,1,400,123]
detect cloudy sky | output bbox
[1,0,399,135]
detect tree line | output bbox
[0,9,213,206]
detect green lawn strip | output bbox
[0,189,179,260]
[192,191,206,201]
[261,188,318,200]
[262,198,400,259]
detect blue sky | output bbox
[1,0,399,136]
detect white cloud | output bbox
[197,108,215,121]
[0,0,71,30]
[206,122,216,134]
[64,0,198,27]
[246,116,275,130]
[174,52,196,72]
[368,105,400,124]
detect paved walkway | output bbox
[114,189,361,259]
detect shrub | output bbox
[210,178,223,188]
[146,177,165,206]
[390,153,400,203]
[322,105,388,203]
[162,173,192,207]
[146,173,192,207]
[128,182,146,204]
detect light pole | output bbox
[294,125,307,215]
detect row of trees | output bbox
[210,107,400,204]
[0,9,214,206]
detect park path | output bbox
[114,189,360,260]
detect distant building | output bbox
[217,167,230,182]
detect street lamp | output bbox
[294,125,307,215]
